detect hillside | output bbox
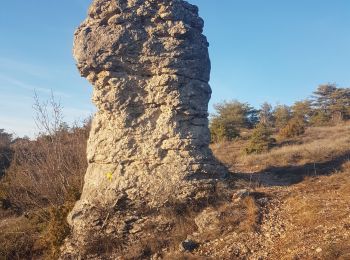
[201,122,350,259]
[0,123,349,259]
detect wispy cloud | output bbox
[0,74,71,98]
[0,57,56,78]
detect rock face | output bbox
[61,0,227,258]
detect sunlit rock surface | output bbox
[61,0,227,258]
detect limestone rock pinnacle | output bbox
[61,0,227,258]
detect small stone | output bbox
[232,189,250,203]
[195,207,221,233]
[316,247,322,253]
[180,239,199,252]
[257,197,269,205]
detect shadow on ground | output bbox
[232,153,350,187]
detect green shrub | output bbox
[210,100,259,143]
[38,203,74,259]
[245,123,275,154]
[279,118,305,138]
[0,202,75,260]
[309,111,331,126]
[273,105,291,129]
[210,118,239,143]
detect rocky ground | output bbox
[1,123,349,259]
[2,163,349,260]
[171,164,350,260]
[163,124,350,259]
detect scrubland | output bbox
[207,122,350,259]
[0,121,349,259]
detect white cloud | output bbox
[0,74,71,98]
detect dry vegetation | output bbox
[265,160,350,259]
[0,100,349,259]
[1,128,88,213]
[0,95,90,259]
[0,124,89,259]
[212,122,350,173]
[205,122,350,259]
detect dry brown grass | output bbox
[241,134,350,171]
[239,196,260,232]
[0,215,43,259]
[270,160,350,259]
[212,122,350,173]
[210,139,246,167]
[164,253,208,260]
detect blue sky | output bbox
[1,0,349,137]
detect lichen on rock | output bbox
[61,0,227,258]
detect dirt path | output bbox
[190,164,350,260]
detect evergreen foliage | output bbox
[279,117,305,138]
[245,123,275,154]
[273,105,291,129]
[210,100,258,142]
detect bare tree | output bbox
[2,93,89,214]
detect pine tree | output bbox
[273,105,291,129]
[245,123,275,154]
[209,100,258,142]
[310,110,330,126]
[279,117,305,138]
[291,100,312,123]
[312,84,350,123]
[210,117,239,143]
[329,88,350,122]
[312,84,337,112]
[259,102,274,126]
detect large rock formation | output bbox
[62,0,227,258]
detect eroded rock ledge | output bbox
[61,0,228,258]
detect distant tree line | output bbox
[210,84,350,152]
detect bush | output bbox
[1,126,89,213]
[0,215,43,259]
[0,129,13,178]
[273,105,291,130]
[0,201,76,259]
[210,117,239,143]
[210,100,258,142]
[309,111,331,126]
[279,118,305,139]
[0,93,90,259]
[245,123,275,154]
[39,202,76,259]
